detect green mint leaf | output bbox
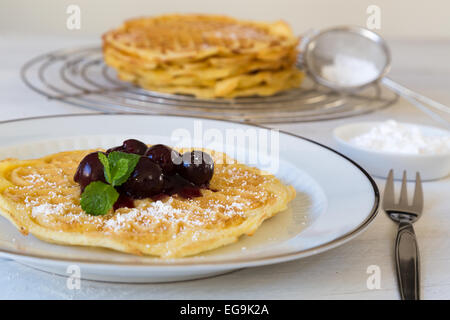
[107,151,140,187]
[98,152,112,184]
[80,181,119,216]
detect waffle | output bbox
[102,14,304,98]
[0,149,295,258]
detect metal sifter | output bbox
[301,26,450,125]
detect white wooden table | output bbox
[0,35,449,299]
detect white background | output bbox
[2,0,450,39]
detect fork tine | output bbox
[412,172,424,213]
[383,169,395,209]
[398,170,409,207]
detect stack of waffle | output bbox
[102,14,304,99]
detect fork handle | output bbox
[395,221,420,300]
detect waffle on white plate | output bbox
[0,148,295,258]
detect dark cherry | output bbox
[159,173,202,199]
[145,144,182,174]
[106,145,124,154]
[73,152,106,192]
[162,173,194,194]
[179,151,214,186]
[106,139,148,155]
[121,157,164,199]
[113,193,135,210]
[179,185,202,198]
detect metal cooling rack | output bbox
[21,46,398,123]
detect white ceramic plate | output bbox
[0,114,378,283]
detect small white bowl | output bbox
[333,121,450,181]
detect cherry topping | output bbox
[113,193,135,210]
[179,185,202,198]
[160,173,202,199]
[106,139,148,155]
[179,151,214,186]
[145,144,181,174]
[162,173,194,194]
[74,152,106,192]
[75,141,216,211]
[121,157,164,199]
[105,146,123,154]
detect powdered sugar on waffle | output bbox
[30,202,66,217]
[103,196,249,232]
[104,198,188,232]
[9,155,270,236]
[20,173,57,189]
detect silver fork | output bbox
[383,170,423,300]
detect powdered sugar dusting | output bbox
[30,203,66,217]
[3,151,278,246]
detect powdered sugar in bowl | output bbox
[333,120,450,180]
